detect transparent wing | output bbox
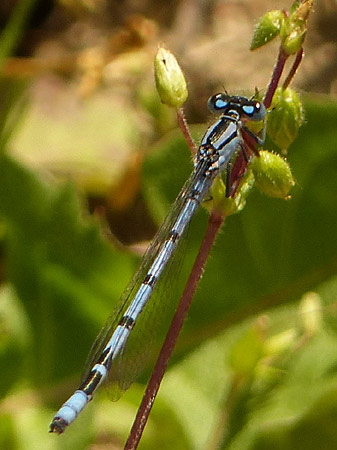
[107,220,188,399]
[81,162,209,397]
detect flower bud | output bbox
[228,322,265,376]
[299,292,323,336]
[280,0,313,55]
[154,47,188,107]
[264,328,297,356]
[250,10,284,50]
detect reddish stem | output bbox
[124,210,225,450]
[263,47,288,109]
[283,47,304,90]
[176,107,197,155]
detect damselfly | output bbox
[50,92,266,434]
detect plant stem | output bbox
[283,48,304,90]
[263,47,288,109]
[124,210,225,450]
[176,107,197,154]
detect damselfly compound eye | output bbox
[208,93,230,112]
[245,101,266,122]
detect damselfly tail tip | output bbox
[49,417,68,434]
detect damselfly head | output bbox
[208,93,266,122]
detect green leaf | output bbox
[0,154,136,387]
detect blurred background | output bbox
[2,0,337,242]
[1,1,337,449]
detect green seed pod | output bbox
[154,47,188,107]
[252,150,295,198]
[267,87,304,150]
[250,10,284,50]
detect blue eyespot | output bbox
[248,102,266,121]
[242,105,255,116]
[214,99,228,110]
[208,94,230,112]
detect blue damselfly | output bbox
[50,92,266,433]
